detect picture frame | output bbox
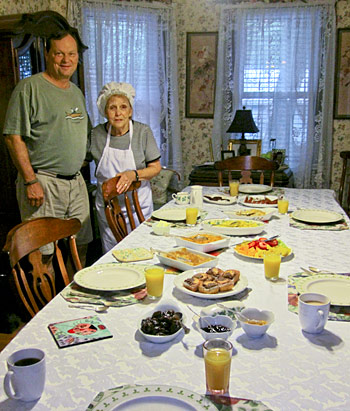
[334,28,350,119]
[227,139,262,157]
[221,150,235,161]
[272,149,286,166]
[186,32,218,118]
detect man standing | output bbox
[3,29,92,269]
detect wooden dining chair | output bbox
[3,217,82,317]
[339,151,350,215]
[214,155,279,187]
[102,175,144,243]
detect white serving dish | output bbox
[239,195,278,208]
[139,300,186,344]
[224,208,277,221]
[201,218,265,236]
[152,221,171,236]
[239,308,274,338]
[173,269,248,300]
[197,315,235,340]
[156,247,218,271]
[203,194,236,205]
[175,232,230,253]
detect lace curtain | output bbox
[68,0,183,178]
[213,1,336,188]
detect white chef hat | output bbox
[96,82,136,117]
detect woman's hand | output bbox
[116,170,136,193]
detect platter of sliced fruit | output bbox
[234,237,292,260]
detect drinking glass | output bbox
[186,207,198,226]
[229,180,240,196]
[278,196,289,214]
[203,338,232,395]
[263,253,281,281]
[144,266,165,300]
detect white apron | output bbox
[95,121,153,253]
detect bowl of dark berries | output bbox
[198,315,235,340]
[139,300,186,343]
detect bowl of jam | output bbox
[198,314,235,340]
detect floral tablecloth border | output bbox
[289,218,349,231]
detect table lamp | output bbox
[227,106,259,156]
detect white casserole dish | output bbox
[156,247,218,271]
[175,232,230,253]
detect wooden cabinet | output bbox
[0,11,87,252]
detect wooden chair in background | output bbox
[102,175,144,243]
[3,217,82,317]
[339,151,350,215]
[150,166,181,209]
[214,155,279,187]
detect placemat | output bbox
[289,218,349,231]
[288,272,350,321]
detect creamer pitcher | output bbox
[190,185,203,209]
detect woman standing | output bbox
[90,82,161,252]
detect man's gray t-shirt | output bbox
[3,73,88,175]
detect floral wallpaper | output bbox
[1,0,349,196]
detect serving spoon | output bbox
[216,303,250,323]
[187,306,216,332]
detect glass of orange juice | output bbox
[186,207,198,226]
[278,196,289,214]
[229,179,240,197]
[144,266,165,300]
[203,338,233,395]
[263,252,281,282]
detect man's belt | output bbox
[33,169,80,180]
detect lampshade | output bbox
[226,106,259,136]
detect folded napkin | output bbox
[288,272,350,321]
[289,218,349,231]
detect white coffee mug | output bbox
[172,191,190,205]
[298,293,330,334]
[190,185,203,209]
[4,348,46,402]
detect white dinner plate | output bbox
[173,269,248,299]
[152,208,186,222]
[239,195,278,208]
[201,219,265,236]
[291,209,344,224]
[239,184,272,194]
[203,194,236,205]
[295,274,350,306]
[73,263,145,291]
[89,384,216,410]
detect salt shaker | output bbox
[190,185,203,209]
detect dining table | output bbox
[1,186,350,411]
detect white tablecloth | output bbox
[1,188,349,411]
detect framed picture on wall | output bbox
[334,28,350,119]
[228,139,262,157]
[186,32,218,118]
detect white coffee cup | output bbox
[172,191,190,205]
[4,348,46,402]
[298,293,330,334]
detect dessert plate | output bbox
[295,274,350,306]
[73,264,145,291]
[291,209,343,224]
[239,184,272,194]
[173,269,248,300]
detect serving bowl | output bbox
[239,308,274,338]
[201,218,265,236]
[197,314,235,340]
[175,232,230,253]
[139,300,186,344]
[152,221,171,236]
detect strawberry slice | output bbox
[248,241,257,248]
[266,239,278,247]
[258,241,268,250]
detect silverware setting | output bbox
[68,304,109,313]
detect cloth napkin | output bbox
[288,272,350,321]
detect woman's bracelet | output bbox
[24,178,39,186]
[134,170,139,182]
